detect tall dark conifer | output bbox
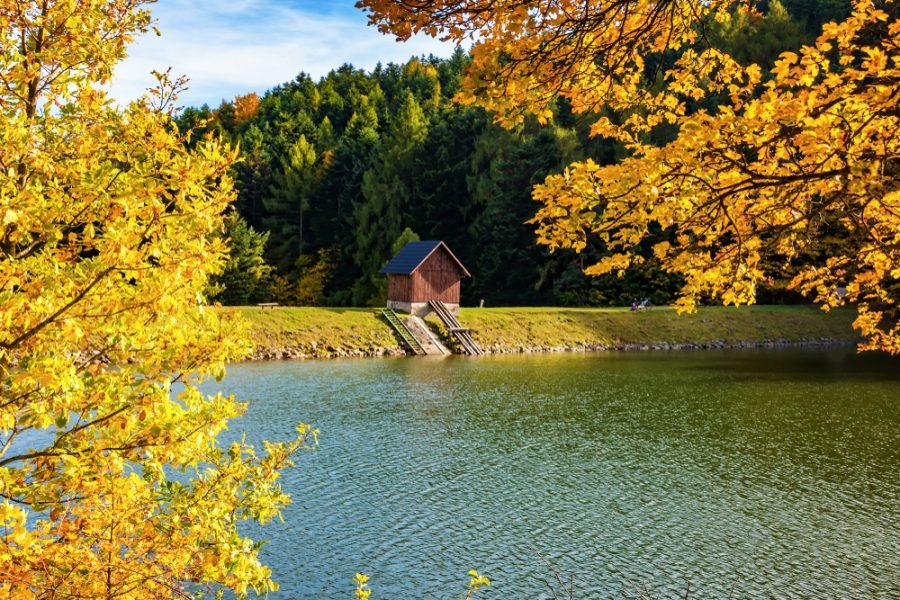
[353,90,429,305]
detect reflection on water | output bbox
[212,349,900,598]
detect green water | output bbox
[216,348,899,598]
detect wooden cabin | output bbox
[379,240,470,316]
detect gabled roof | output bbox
[379,240,471,277]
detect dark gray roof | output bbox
[379,240,470,276]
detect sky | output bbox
[110,0,459,108]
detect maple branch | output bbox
[1,266,115,352]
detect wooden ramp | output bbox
[428,300,484,356]
[381,309,425,355]
[402,315,449,356]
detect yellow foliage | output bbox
[359,0,900,352]
[233,92,262,125]
[354,572,372,600]
[465,569,491,599]
[1,1,312,597]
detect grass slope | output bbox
[229,305,859,359]
[454,305,857,351]
[228,307,402,359]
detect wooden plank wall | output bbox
[411,250,461,303]
[387,275,412,302]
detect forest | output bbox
[185,0,854,309]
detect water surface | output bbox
[216,348,899,598]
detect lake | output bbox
[214,348,900,598]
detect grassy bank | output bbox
[227,305,859,360]
[457,305,860,352]
[227,307,403,359]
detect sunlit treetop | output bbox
[358,0,741,134]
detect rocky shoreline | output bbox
[249,344,407,361]
[247,336,857,361]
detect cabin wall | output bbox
[387,275,412,303]
[409,251,462,304]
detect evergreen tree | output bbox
[777,0,851,35]
[317,93,382,304]
[208,214,273,305]
[714,0,813,68]
[353,90,429,305]
[233,124,272,230]
[409,104,489,253]
[263,135,317,271]
[466,124,579,305]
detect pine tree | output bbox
[263,134,318,270]
[208,214,273,305]
[353,91,429,305]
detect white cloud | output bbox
[110,0,457,107]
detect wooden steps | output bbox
[381,309,426,355]
[428,300,484,356]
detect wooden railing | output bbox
[427,301,484,356]
[381,309,426,355]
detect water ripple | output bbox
[213,349,900,598]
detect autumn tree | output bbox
[233,92,261,127]
[358,0,900,352]
[0,1,310,597]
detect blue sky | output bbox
[110,0,458,108]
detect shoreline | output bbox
[233,305,861,361]
[247,338,857,361]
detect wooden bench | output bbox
[256,302,279,309]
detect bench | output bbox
[256,302,279,309]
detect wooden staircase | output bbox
[381,309,426,355]
[428,300,484,356]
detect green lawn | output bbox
[454,305,858,350]
[226,306,399,358]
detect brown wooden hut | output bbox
[379,240,470,316]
